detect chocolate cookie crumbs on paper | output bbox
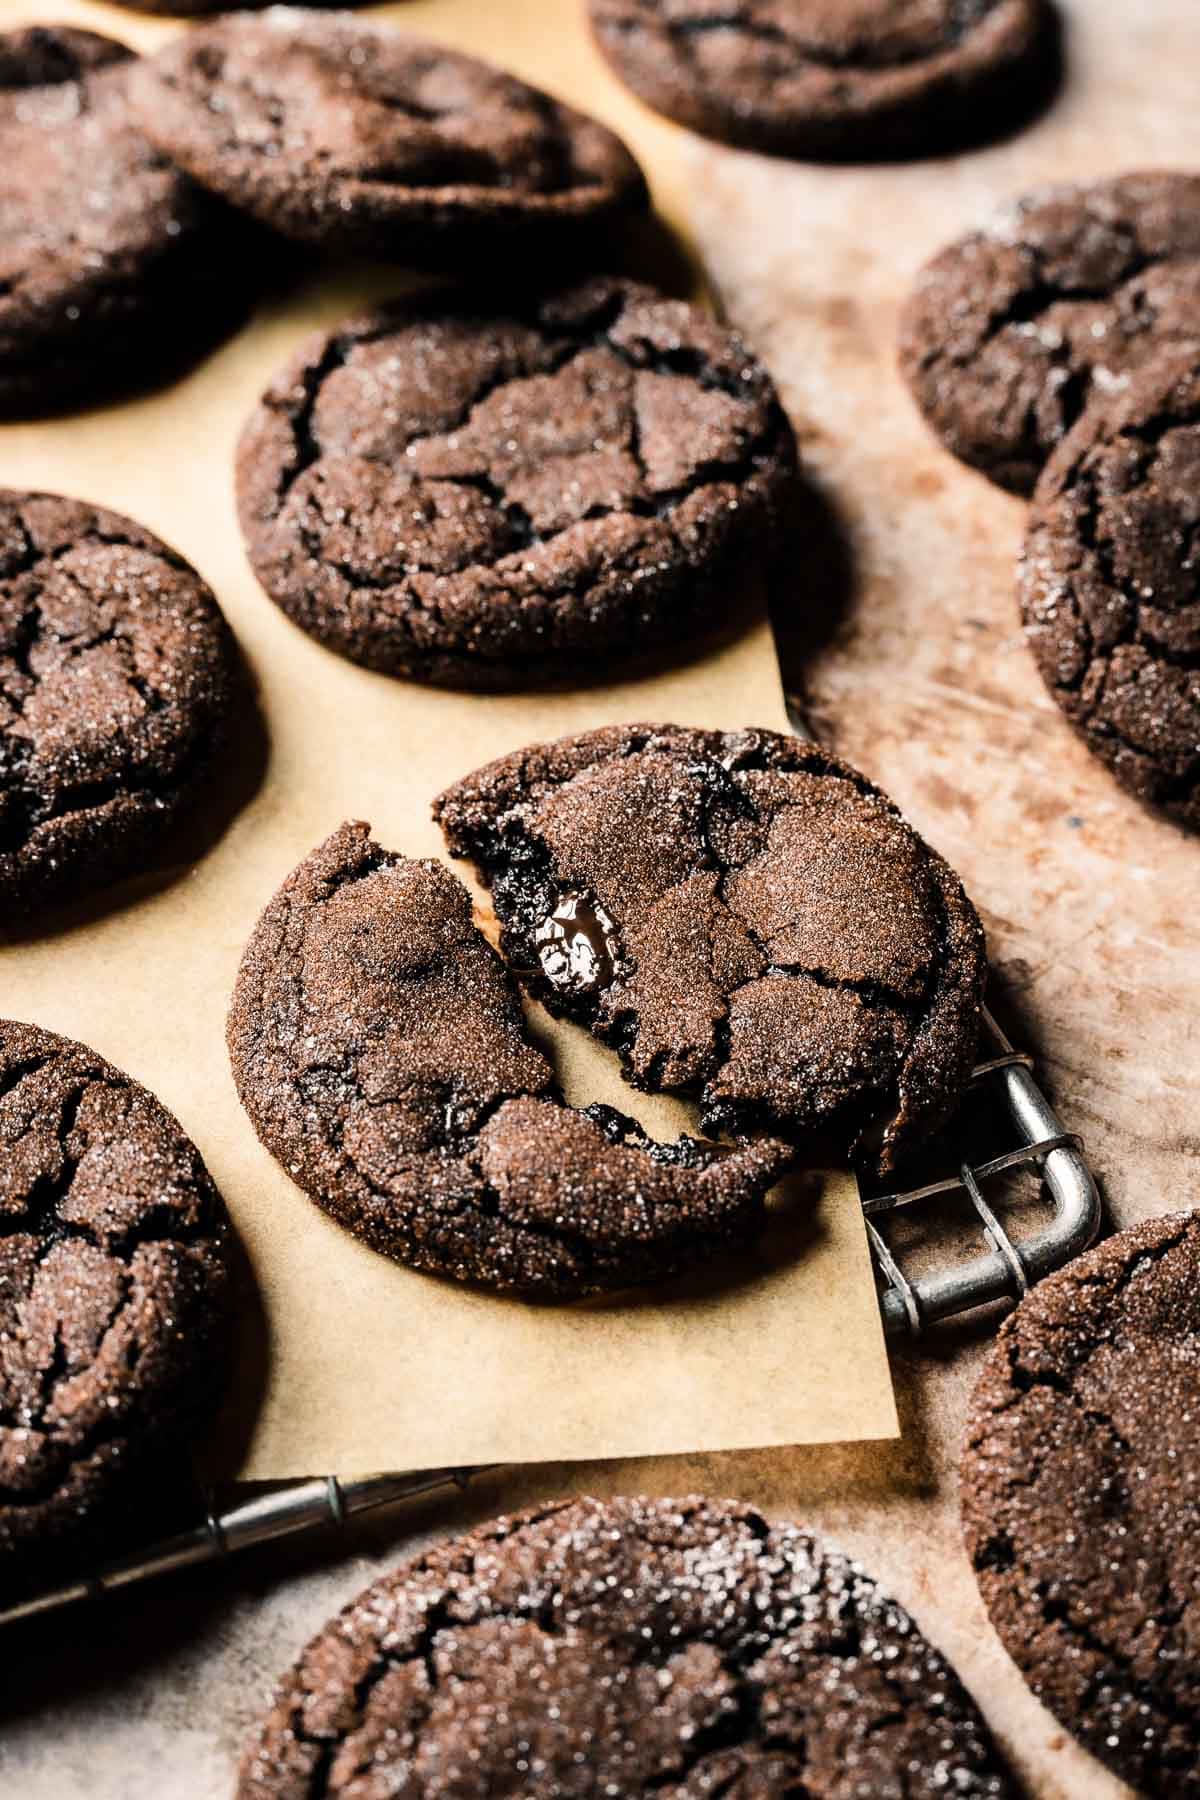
[587,0,1053,161]
[130,12,647,257]
[0,1021,231,1595]
[1018,348,1200,830]
[436,723,987,1173]
[0,25,250,416]
[234,276,797,690]
[227,822,791,1299]
[901,172,1200,494]
[0,490,237,920]
[238,1494,1016,1798]
[963,1210,1200,1795]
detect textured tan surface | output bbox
[1,1,1198,1797]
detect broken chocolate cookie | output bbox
[226,821,790,1299]
[436,723,987,1173]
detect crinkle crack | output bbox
[964,1215,1200,1793]
[236,280,794,683]
[227,820,792,1300]
[0,1026,228,1560]
[436,725,986,1172]
[1019,368,1200,824]
[239,1497,1012,1799]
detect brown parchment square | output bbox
[0,0,897,1478]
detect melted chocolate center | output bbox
[534,891,619,994]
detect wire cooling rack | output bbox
[864,1003,1098,1338]
[0,736,1101,1628]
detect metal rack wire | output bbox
[864,1004,1099,1338]
[0,1469,490,1628]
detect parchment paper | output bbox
[0,0,897,1477]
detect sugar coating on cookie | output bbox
[588,0,1052,160]
[130,11,647,253]
[901,172,1200,493]
[227,821,791,1299]
[235,277,797,690]
[0,1021,231,1593]
[1018,348,1200,831]
[0,490,236,918]
[238,1494,1015,1798]
[963,1210,1200,1795]
[436,723,987,1172]
[0,26,248,415]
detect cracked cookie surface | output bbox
[901,172,1200,494]
[1018,349,1200,830]
[130,12,647,256]
[0,26,250,415]
[227,822,791,1299]
[587,0,1052,159]
[235,276,797,690]
[437,724,986,1174]
[238,1493,1014,1799]
[0,1020,231,1593]
[962,1211,1200,1795]
[0,490,236,918]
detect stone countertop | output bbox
[2,3,1197,1797]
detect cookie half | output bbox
[901,172,1200,494]
[0,26,251,416]
[235,277,797,689]
[1018,349,1200,830]
[130,11,647,256]
[963,1211,1200,1795]
[227,822,790,1299]
[588,0,1053,161]
[238,1493,1015,1798]
[436,724,987,1173]
[0,1021,231,1595]
[0,490,237,919]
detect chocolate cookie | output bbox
[1018,349,1200,830]
[963,1211,1200,1795]
[227,822,790,1299]
[436,724,987,1173]
[129,13,647,257]
[588,0,1053,161]
[0,1020,231,1593]
[0,490,237,919]
[901,172,1200,494]
[235,277,797,690]
[239,1493,1014,1798]
[0,25,250,416]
